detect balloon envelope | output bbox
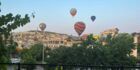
[70,8,77,17]
[91,16,96,22]
[74,22,86,36]
[39,23,46,31]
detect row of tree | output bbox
[45,33,137,66]
[6,33,137,70]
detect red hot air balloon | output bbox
[70,8,77,17]
[74,22,86,36]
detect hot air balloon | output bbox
[70,8,77,17]
[74,21,86,36]
[39,23,46,31]
[91,16,96,22]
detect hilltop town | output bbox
[12,30,81,49]
[11,27,140,57]
[12,27,120,48]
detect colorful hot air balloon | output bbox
[74,21,86,36]
[39,23,46,31]
[91,16,96,22]
[70,8,77,17]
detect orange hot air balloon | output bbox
[39,23,46,31]
[74,21,86,36]
[70,8,77,17]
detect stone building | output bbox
[12,30,81,49]
[131,32,140,57]
[101,27,119,37]
[100,28,119,45]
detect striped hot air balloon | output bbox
[74,21,86,36]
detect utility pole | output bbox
[39,23,46,64]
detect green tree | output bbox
[21,43,43,63]
[20,49,36,70]
[20,43,44,70]
[30,43,44,62]
[45,33,137,67]
[137,44,140,61]
[0,2,31,70]
[106,33,137,65]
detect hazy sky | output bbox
[1,0,139,35]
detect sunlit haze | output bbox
[1,0,139,36]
